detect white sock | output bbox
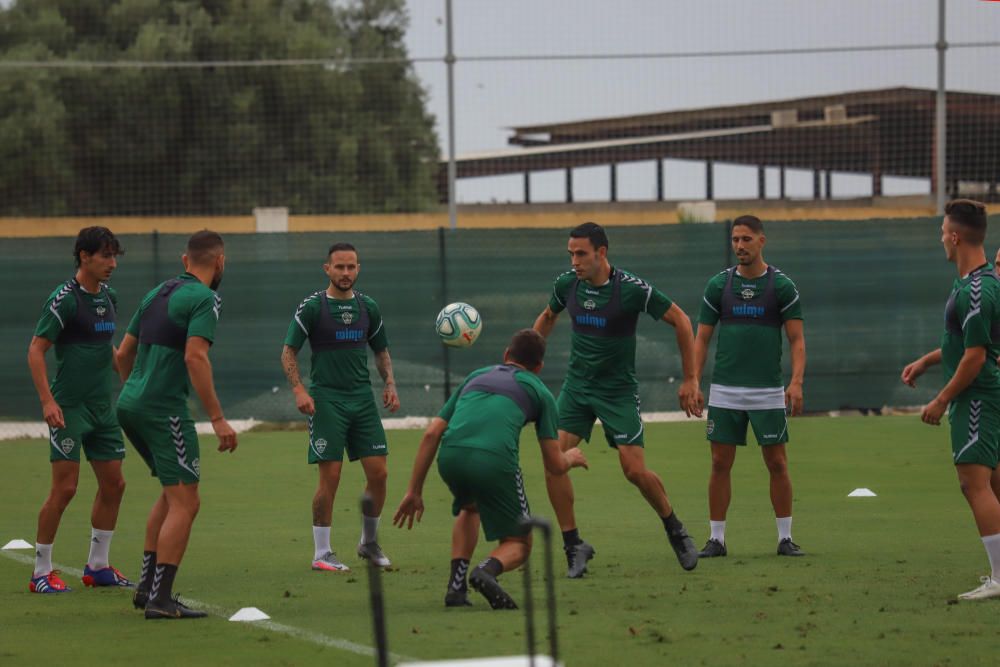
[313,526,331,561]
[361,515,380,545]
[710,520,726,544]
[982,533,1000,581]
[88,528,114,570]
[33,543,53,577]
[776,516,793,541]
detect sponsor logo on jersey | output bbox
[731,304,765,318]
[61,438,75,454]
[574,314,607,328]
[740,288,755,301]
[584,288,600,295]
[338,304,352,310]
[583,299,597,311]
[93,321,116,333]
[314,438,328,454]
[341,312,354,325]
[336,329,365,341]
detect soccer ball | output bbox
[435,302,482,348]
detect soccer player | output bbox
[692,215,806,558]
[116,230,238,619]
[281,242,400,573]
[26,227,130,593]
[902,199,1000,601]
[393,329,588,608]
[533,222,702,577]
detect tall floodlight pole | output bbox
[935,0,947,215]
[445,0,457,230]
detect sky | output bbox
[401,0,1000,203]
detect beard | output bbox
[334,277,356,291]
[210,272,224,290]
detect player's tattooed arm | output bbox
[375,349,400,412]
[282,345,315,416]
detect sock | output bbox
[361,515,379,545]
[982,533,1000,581]
[777,516,793,541]
[88,528,114,569]
[449,558,470,592]
[661,512,684,536]
[150,563,178,604]
[477,556,504,577]
[562,528,582,550]
[710,520,726,545]
[313,526,332,561]
[33,543,53,577]
[137,551,157,593]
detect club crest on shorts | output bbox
[740,288,755,301]
[583,299,597,311]
[191,458,201,477]
[314,438,328,454]
[341,312,353,325]
[60,438,75,454]
[706,420,715,436]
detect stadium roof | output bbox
[443,87,1000,191]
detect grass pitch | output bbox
[1,416,998,666]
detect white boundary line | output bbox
[1,550,415,663]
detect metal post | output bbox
[935,0,947,215]
[824,170,833,200]
[813,169,821,200]
[724,219,733,268]
[779,166,786,199]
[524,172,532,204]
[445,0,458,230]
[706,160,714,200]
[757,165,766,200]
[610,163,618,202]
[565,168,573,203]
[656,159,664,201]
[438,227,452,400]
[151,229,160,283]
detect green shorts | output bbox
[948,395,1000,468]
[48,402,125,463]
[437,448,530,542]
[706,406,788,446]
[308,396,388,463]
[117,407,200,486]
[557,384,644,448]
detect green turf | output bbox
[2,416,998,666]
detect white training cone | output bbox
[848,488,877,497]
[2,539,34,550]
[229,607,270,622]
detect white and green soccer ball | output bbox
[435,302,482,348]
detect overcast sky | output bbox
[402,1,1000,203]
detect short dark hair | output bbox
[732,215,764,234]
[186,229,225,265]
[74,226,123,267]
[945,199,988,245]
[507,328,546,369]
[328,242,357,259]
[570,222,609,250]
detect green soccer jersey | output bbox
[941,263,1000,396]
[698,266,803,388]
[438,364,559,469]
[33,281,119,407]
[548,267,673,392]
[117,273,221,415]
[283,290,389,400]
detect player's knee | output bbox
[366,466,388,486]
[765,458,788,476]
[710,455,733,474]
[101,476,126,500]
[51,481,78,507]
[622,465,645,486]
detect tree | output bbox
[0,0,440,215]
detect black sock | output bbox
[137,551,157,592]
[150,563,178,604]
[477,557,504,578]
[562,528,582,549]
[661,512,684,536]
[449,558,470,592]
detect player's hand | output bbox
[678,378,702,418]
[41,398,65,429]
[293,387,315,416]
[901,359,926,387]
[393,492,424,529]
[383,382,400,413]
[212,418,239,452]
[921,397,947,425]
[564,447,588,471]
[785,381,804,417]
